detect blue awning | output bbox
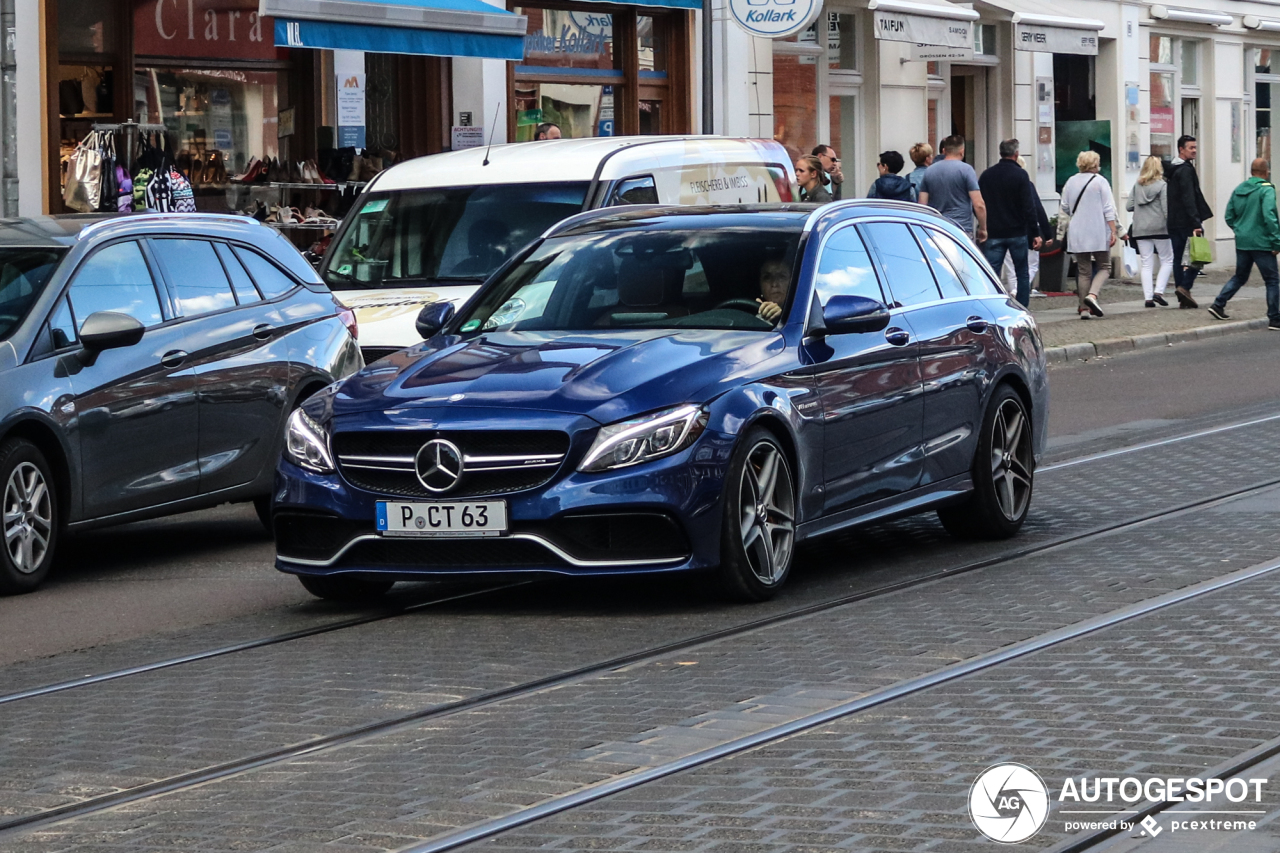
[264,0,527,60]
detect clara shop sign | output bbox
[135,0,276,61]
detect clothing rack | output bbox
[92,120,168,173]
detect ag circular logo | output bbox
[415,438,464,494]
[727,0,821,39]
[968,763,1050,844]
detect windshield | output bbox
[0,248,66,341]
[323,183,590,291]
[455,227,802,334]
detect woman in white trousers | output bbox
[1125,155,1173,307]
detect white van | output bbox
[319,135,797,358]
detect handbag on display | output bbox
[1056,173,1098,243]
[169,167,196,212]
[63,132,105,213]
[116,165,133,213]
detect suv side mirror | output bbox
[77,311,145,366]
[415,301,456,340]
[822,295,891,335]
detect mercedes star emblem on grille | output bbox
[414,438,464,493]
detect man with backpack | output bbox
[1206,158,1280,330]
[1165,135,1214,308]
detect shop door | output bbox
[949,68,989,166]
[1182,98,1200,141]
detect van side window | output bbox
[611,176,658,205]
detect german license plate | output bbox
[376,501,508,538]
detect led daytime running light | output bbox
[579,405,707,472]
[285,408,336,473]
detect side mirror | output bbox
[415,301,456,340]
[77,311,145,366]
[822,295,891,336]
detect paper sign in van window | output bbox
[361,198,390,214]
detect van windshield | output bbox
[322,183,590,291]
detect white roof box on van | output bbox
[371,135,794,192]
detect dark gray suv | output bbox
[0,214,362,593]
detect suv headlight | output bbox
[579,405,708,473]
[285,408,336,473]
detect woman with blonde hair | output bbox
[1060,150,1118,318]
[1125,155,1172,307]
[907,142,933,200]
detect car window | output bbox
[860,222,941,307]
[813,225,884,306]
[611,176,658,205]
[67,241,164,327]
[48,295,77,349]
[151,239,237,317]
[929,228,1003,295]
[912,226,969,299]
[215,243,261,304]
[234,247,297,298]
[0,248,65,341]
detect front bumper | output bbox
[272,410,736,579]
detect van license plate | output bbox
[376,501,508,538]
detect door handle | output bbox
[161,350,188,369]
[966,315,989,333]
[884,327,911,347]
[252,323,275,340]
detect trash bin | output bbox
[1038,243,1069,293]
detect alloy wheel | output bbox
[989,398,1033,521]
[738,441,795,585]
[4,462,52,574]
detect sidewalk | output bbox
[1027,266,1275,363]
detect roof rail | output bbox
[78,213,261,241]
[802,198,934,232]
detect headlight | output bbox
[579,405,708,473]
[285,408,336,473]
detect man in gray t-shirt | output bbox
[918,135,988,240]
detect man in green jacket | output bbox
[1208,158,1280,329]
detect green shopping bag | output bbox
[1188,235,1213,266]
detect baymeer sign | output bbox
[1015,23,1098,55]
[727,0,823,40]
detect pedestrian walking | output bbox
[907,142,933,200]
[918,135,987,241]
[812,145,844,200]
[999,156,1051,299]
[1206,158,1280,329]
[1125,155,1173,308]
[795,155,833,203]
[978,139,1044,306]
[1059,150,1118,319]
[866,150,914,201]
[535,122,562,140]
[1165,134,1213,308]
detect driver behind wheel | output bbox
[757,258,791,323]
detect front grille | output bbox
[275,512,371,561]
[360,346,401,363]
[551,513,690,562]
[339,537,566,569]
[333,430,570,499]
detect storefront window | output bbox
[57,0,117,55]
[829,96,856,172]
[1151,71,1175,158]
[773,38,820,162]
[639,15,663,74]
[828,13,855,71]
[1256,50,1280,162]
[1151,36,1173,66]
[1180,40,1198,86]
[515,6,619,140]
[135,67,279,196]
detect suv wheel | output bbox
[1,439,59,594]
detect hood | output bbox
[332,328,787,425]
[1233,177,1271,200]
[1132,181,1163,204]
[873,175,912,195]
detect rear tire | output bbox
[0,439,59,595]
[937,384,1034,539]
[297,573,394,601]
[717,428,797,602]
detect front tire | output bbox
[0,439,59,594]
[938,385,1034,539]
[718,428,797,601]
[297,573,394,602]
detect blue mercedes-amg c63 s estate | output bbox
[272,201,1048,601]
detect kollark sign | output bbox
[727,0,823,40]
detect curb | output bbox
[1044,318,1269,365]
